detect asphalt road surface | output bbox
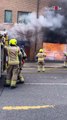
[0,67,67,120]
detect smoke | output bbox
[59,0,67,2]
[27,11,64,29]
[39,10,64,30]
[8,23,36,40]
[8,10,64,41]
[43,1,67,44]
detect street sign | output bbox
[44,6,62,11]
[53,6,62,10]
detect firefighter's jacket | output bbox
[0,37,5,45]
[4,35,8,46]
[5,46,21,65]
[36,52,46,63]
[64,53,67,56]
[64,52,67,62]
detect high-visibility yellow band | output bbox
[11,80,16,86]
[8,61,19,65]
[6,80,10,84]
[2,105,54,110]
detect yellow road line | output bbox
[2,105,54,110]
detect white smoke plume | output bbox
[8,10,64,40]
[59,0,67,2]
[39,10,64,30]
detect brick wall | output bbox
[0,0,37,23]
[0,0,59,23]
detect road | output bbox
[0,66,67,120]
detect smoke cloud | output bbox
[39,10,64,30]
[59,0,67,2]
[8,9,64,41]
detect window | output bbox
[4,10,12,23]
[17,11,30,24]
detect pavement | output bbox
[22,61,65,73]
[23,61,64,68]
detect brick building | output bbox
[0,0,55,24]
[0,0,64,60]
[0,0,38,28]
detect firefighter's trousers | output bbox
[38,61,45,72]
[64,60,67,67]
[17,65,24,83]
[6,65,19,87]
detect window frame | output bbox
[17,11,30,24]
[4,10,12,23]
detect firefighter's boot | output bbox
[17,75,24,84]
[10,80,16,88]
[20,76,24,83]
[5,80,10,87]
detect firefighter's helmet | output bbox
[9,39,17,45]
[39,49,43,53]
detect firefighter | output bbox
[5,39,22,88]
[0,33,5,45]
[3,33,9,70]
[64,52,67,67]
[0,33,6,71]
[17,47,27,84]
[4,33,8,46]
[20,47,27,66]
[36,49,46,72]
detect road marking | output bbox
[2,105,54,110]
[25,83,67,86]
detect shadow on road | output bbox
[0,76,5,96]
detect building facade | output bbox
[0,0,63,60]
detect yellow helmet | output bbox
[9,39,17,45]
[39,49,43,53]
